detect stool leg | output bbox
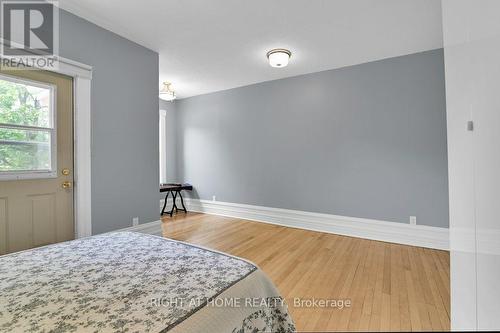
[170,191,178,217]
[161,191,169,216]
[178,191,187,213]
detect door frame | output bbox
[0,56,93,239]
[57,57,93,239]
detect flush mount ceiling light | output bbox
[159,82,176,101]
[266,48,292,68]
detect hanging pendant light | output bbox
[159,82,176,101]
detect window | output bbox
[0,74,56,180]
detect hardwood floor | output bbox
[161,212,450,332]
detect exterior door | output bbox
[0,69,74,255]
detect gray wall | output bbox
[174,49,449,228]
[59,11,160,234]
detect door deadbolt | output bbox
[62,168,71,176]
[62,181,73,189]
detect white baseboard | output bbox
[160,198,449,250]
[120,220,163,236]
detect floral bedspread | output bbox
[0,232,294,333]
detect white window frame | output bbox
[0,73,57,180]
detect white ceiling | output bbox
[59,0,443,99]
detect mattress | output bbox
[0,232,295,333]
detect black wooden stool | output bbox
[160,183,193,217]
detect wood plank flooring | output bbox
[161,212,450,332]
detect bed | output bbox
[0,232,295,333]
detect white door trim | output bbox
[67,59,93,238]
[159,109,167,184]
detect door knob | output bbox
[62,181,73,189]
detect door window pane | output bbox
[0,78,52,128]
[0,128,51,171]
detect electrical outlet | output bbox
[212,195,216,202]
[132,217,139,226]
[410,216,417,225]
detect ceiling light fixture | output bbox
[159,82,176,101]
[267,48,292,68]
